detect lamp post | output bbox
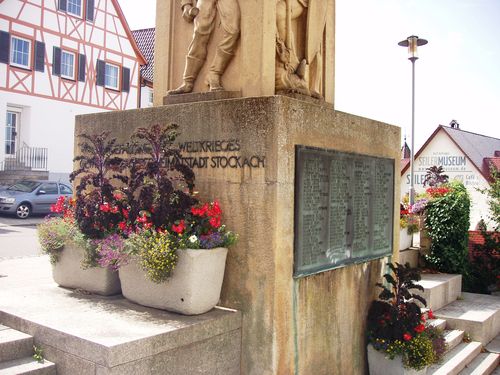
[398,35,428,206]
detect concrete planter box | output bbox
[399,228,413,251]
[119,247,228,315]
[52,243,121,296]
[367,344,427,375]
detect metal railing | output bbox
[0,146,48,171]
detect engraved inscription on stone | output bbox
[294,146,394,276]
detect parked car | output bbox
[0,180,73,219]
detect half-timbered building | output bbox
[0,0,145,182]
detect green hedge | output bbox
[424,181,470,278]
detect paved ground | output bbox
[0,213,44,259]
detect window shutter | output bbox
[96,59,105,86]
[78,54,86,82]
[34,41,45,72]
[0,31,10,64]
[121,67,130,92]
[58,0,67,11]
[52,47,61,76]
[86,0,95,22]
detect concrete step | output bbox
[435,293,500,345]
[429,318,447,331]
[486,335,500,354]
[0,357,56,375]
[0,327,33,362]
[445,329,466,351]
[458,352,500,375]
[429,341,483,375]
[416,273,462,311]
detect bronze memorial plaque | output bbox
[294,146,394,277]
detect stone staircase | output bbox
[417,274,500,375]
[0,324,55,374]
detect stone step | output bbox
[486,335,500,354]
[435,293,500,345]
[458,352,500,375]
[416,273,462,311]
[445,329,466,351]
[429,341,482,375]
[0,357,56,375]
[429,318,447,331]
[0,327,33,362]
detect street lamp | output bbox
[398,35,428,206]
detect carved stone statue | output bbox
[168,0,241,95]
[275,0,328,98]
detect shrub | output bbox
[424,181,470,277]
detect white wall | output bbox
[140,85,153,108]
[0,91,106,175]
[401,130,493,229]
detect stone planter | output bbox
[367,345,427,375]
[399,228,413,251]
[52,243,121,296]
[119,247,228,315]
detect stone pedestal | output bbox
[75,95,400,374]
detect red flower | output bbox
[403,333,412,341]
[191,204,209,217]
[122,208,129,219]
[209,215,221,229]
[113,192,123,200]
[414,324,425,334]
[100,203,110,212]
[136,215,148,224]
[172,220,186,234]
[118,221,127,231]
[420,314,426,323]
[427,309,435,320]
[110,206,119,214]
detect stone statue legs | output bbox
[168,0,240,95]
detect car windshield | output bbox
[7,181,41,192]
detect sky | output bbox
[118,0,500,151]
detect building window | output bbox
[10,36,31,69]
[105,63,120,90]
[149,90,154,105]
[60,50,75,80]
[67,0,82,17]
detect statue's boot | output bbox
[168,56,205,95]
[207,49,234,91]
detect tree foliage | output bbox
[423,165,449,187]
[424,181,470,277]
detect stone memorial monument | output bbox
[76,1,401,374]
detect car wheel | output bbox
[16,203,31,219]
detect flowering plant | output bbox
[170,201,238,250]
[367,263,446,370]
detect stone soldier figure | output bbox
[168,0,241,95]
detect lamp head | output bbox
[398,35,428,61]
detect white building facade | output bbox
[401,125,500,230]
[0,0,145,181]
